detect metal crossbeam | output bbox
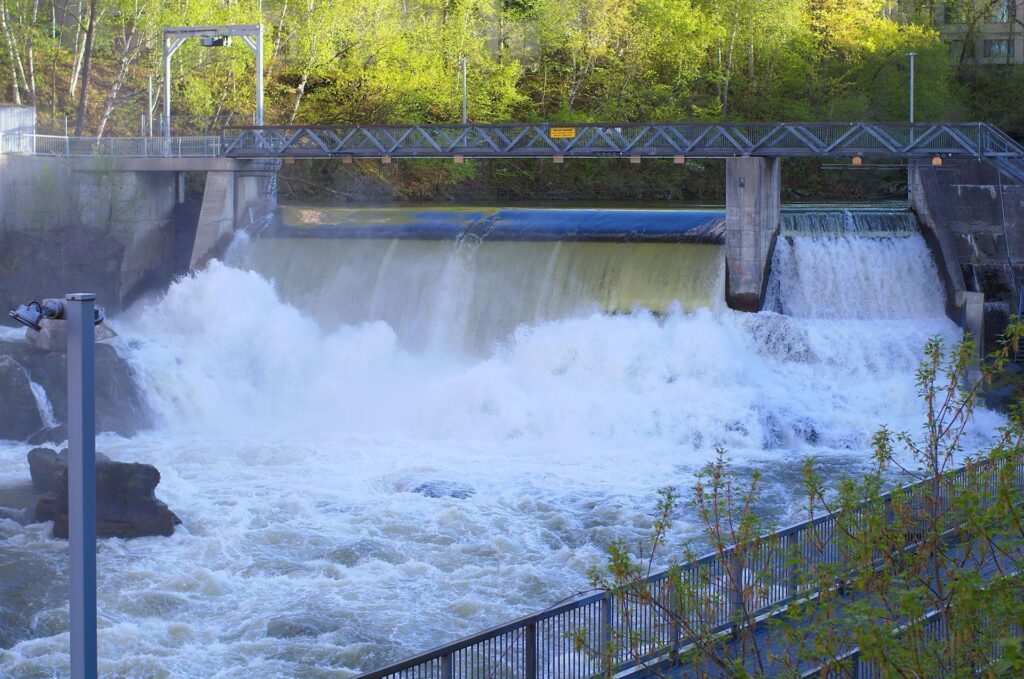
[220,122,1024,175]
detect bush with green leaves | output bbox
[581,323,1024,678]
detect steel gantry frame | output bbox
[163,25,264,137]
[220,121,1024,181]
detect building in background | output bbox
[934,0,1022,65]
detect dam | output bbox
[0,203,1006,676]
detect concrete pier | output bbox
[725,157,781,311]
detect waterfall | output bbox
[0,207,1003,678]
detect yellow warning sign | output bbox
[550,127,577,139]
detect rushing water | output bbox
[0,208,1004,677]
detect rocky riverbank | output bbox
[0,330,151,444]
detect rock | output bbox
[27,447,110,494]
[0,355,44,441]
[412,481,474,500]
[27,447,180,539]
[0,339,151,439]
[25,318,117,352]
[26,424,66,445]
[27,447,62,493]
[266,617,322,639]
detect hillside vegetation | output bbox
[2,0,1022,200]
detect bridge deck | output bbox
[218,122,1024,181]
[3,122,1023,181]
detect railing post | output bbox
[524,622,537,679]
[600,593,613,673]
[729,549,745,631]
[441,652,453,679]
[668,578,681,652]
[788,531,800,599]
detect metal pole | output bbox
[147,75,153,137]
[906,52,916,124]
[163,38,172,137]
[66,293,97,679]
[256,25,264,126]
[460,58,467,125]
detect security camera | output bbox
[8,298,105,331]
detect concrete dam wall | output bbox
[0,155,275,315]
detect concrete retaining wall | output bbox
[910,159,1024,352]
[0,155,178,315]
[0,155,276,316]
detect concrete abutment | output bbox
[909,159,1024,354]
[0,155,276,315]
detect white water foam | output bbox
[0,221,1005,678]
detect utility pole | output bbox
[460,58,467,125]
[906,52,916,124]
[147,76,153,137]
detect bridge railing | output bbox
[0,133,222,158]
[353,453,1024,679]
[218,122,1018,161]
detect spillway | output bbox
[0,207,1004,677]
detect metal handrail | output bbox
[218,122,1024,164]
[354,454,1024,679]
[0,133,221,158]
[2,123,1022,176]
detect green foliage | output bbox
[583,324,1024,677]
[0,0,1006,137]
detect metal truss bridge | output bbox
[220,122,1024,181]
[3,121,1023,181]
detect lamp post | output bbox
[8,295,104,679]
[906,52,917,124]
[460,58,468,125]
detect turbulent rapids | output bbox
[0,207,1004,677]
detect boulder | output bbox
[27,447,110,494]
[28,447,179,539]
[27,424,67,445]
[0,355,44,441]
[412,481,475,500]
[0,339,151,440]
[25,318,118,352]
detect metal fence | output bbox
[354,454,1024,679]
[219,122,1024,164]
[0,133,222,158]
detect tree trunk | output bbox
[27,0,39,104]
[1,0,31,103]
[96,21,140,138]
[290,71,309,123]
[0,0,22,103]
[73,0,97,135]
[69,0,84,97]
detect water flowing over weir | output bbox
[231,208,727,353]
[0,207,1006,678]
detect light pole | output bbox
[906,52,917,124]
[9,295,104,679]
[460,58,468,125]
